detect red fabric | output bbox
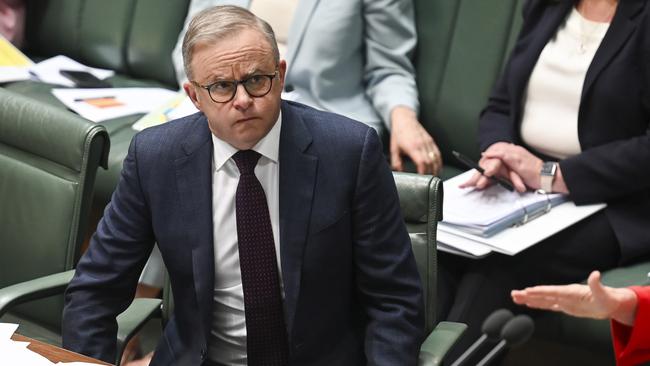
[612,286,650,366]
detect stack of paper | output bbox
[442,170,567,237]
[29,55,114,87]
[52,87,178,122]
[0,36,33,83]
[437,170,606,258]
[132,91,198,131]
[0,323,104,365]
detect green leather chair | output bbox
[0,88,109,344]
[393,172,467,365]
[3,0,191,206]
[0,89,161,365]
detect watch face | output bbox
[541,162,557,176]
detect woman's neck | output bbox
[576,0,618,22]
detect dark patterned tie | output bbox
[233,150,289,366]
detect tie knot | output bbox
[233,150,261,175]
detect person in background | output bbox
[512,270,650,366]
[63,6,424,366]
[0,0,25,47]
[172,0,442,176]
[438,0,650,362]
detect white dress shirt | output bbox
[520,8,609,159]
[207,114,283,365]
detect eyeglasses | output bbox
[192,71,278,103]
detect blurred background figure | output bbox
[0,0,25,47]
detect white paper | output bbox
[442,170,564,227]
[0,340,54,366]
[0,323,19,340]
[438,201,606,257]
[52,87,178,122]
[30,55,114,87]
[56,362,105,365]
[0,66,31,82]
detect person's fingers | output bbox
[459,171,482,188]
[509,170,527,192]
[390,141,404,172]
[587,271,608,300]
[475,175,493,190]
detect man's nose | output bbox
[232,83,253,109]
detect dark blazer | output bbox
[479,0,650,264]
[62,101,424,366]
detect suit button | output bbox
[200,348,206,360]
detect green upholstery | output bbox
[413,0,524,180]
[394,172,467,364]
[3,0,191,206]
[0,88,109,344]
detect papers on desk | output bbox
[443,170,567,237]
[438,170,606,258]
[30,55,114,87]
[52,87,178,122]
[0,323,103,365]
[132,91,198,131]
[0,36,33,82]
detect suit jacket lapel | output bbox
[173,115,215,342]
[582,0,645,97]
[278,101,317,337]
[510,1,573,111]
[285,0,319,73]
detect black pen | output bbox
[452,150,514,191]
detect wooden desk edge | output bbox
[11,333,112,365]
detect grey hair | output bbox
[182,5,280,81]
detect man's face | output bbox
[184,29,286,150]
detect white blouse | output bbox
[520,7,609,159]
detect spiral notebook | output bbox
[438,170,606,257]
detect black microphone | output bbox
[475,314,535,366]
[450,309,514,366]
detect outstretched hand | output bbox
[511,271,639,326]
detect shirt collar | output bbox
[212,111,282,171]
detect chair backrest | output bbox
[0,89,109,331]
[393,172,443,335]
[413,0,524,175]
[24,0,190,88]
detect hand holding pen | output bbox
[454,150,520,192]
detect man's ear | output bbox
[277,59,287,90]
[184,82,202,110]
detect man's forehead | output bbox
[192,34,275,76]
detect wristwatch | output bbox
[539,162,558,193]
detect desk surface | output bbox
[11,334,112,365]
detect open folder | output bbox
[442,170,567,237]
[438,170,606,258]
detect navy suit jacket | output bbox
[63,101,424,365]
[479,0,650,264]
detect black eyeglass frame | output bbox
[191,70,279,103]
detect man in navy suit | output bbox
[62,5,423,366]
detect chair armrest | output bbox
[419,321,467,366]
[115,298,162,365]
[0,270,75,317]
